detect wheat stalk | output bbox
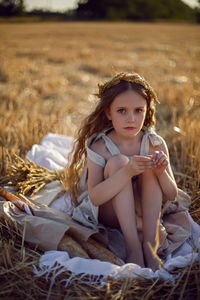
[0,154,65,196]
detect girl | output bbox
[65,72,190,271]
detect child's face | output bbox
[105,89,147,139]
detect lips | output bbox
[124,127,136,130]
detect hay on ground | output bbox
[0,214,199,299]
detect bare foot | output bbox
[143,244,161,271]
[125,251,145,267]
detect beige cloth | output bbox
[31,181,66,207]
[0,196,106,251]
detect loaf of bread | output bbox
[58,233,122,266]
[80,237,122,266]
[58,234,89,259]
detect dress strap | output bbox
[86,131,120,167]
[100,134,120,156]
[140,127,163,156]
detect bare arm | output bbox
[87,154,153,207]
[152,139,178,202]
[87,158,132,206]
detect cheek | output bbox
[137,113,146,122]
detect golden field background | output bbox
[0,22,200,220]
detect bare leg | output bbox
[99,155,145,267]
[139,170,162,271]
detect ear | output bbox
[105,107,111,120]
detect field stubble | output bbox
[0,22,200,298]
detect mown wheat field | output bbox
[0,22,200,298]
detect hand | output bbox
[126,155,154,176]
[152,150,168,175]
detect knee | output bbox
[104,154,129,177]
[141,169,157,181]
[138,169,159,189]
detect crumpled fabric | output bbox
[33,250,199,287]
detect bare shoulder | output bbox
[90,138,111,160]
[87,138,107,189]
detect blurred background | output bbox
[0,0,200,22]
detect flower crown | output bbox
[97,72,159,103]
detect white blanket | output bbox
[27,133,200,285]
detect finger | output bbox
[153,152,166,165]
[155,156,168,166]
[153,150,160,156]
[138,163,154,168]
[132,161,154,168]
[152,151,161,161]
[152,153,158,159]
[159,158,168,166]
[133,155,153,162]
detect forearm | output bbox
[88,166,132,206]
[156,170,178,201]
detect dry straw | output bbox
[0,155,199,298]
[0,215,199,299]
[0,154,65,196]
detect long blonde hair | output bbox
[64,72,159,206]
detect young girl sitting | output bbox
[65,72,191,271]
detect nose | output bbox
[127,112,135,122]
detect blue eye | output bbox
[118,109,126,114]
[136,108,143,113]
